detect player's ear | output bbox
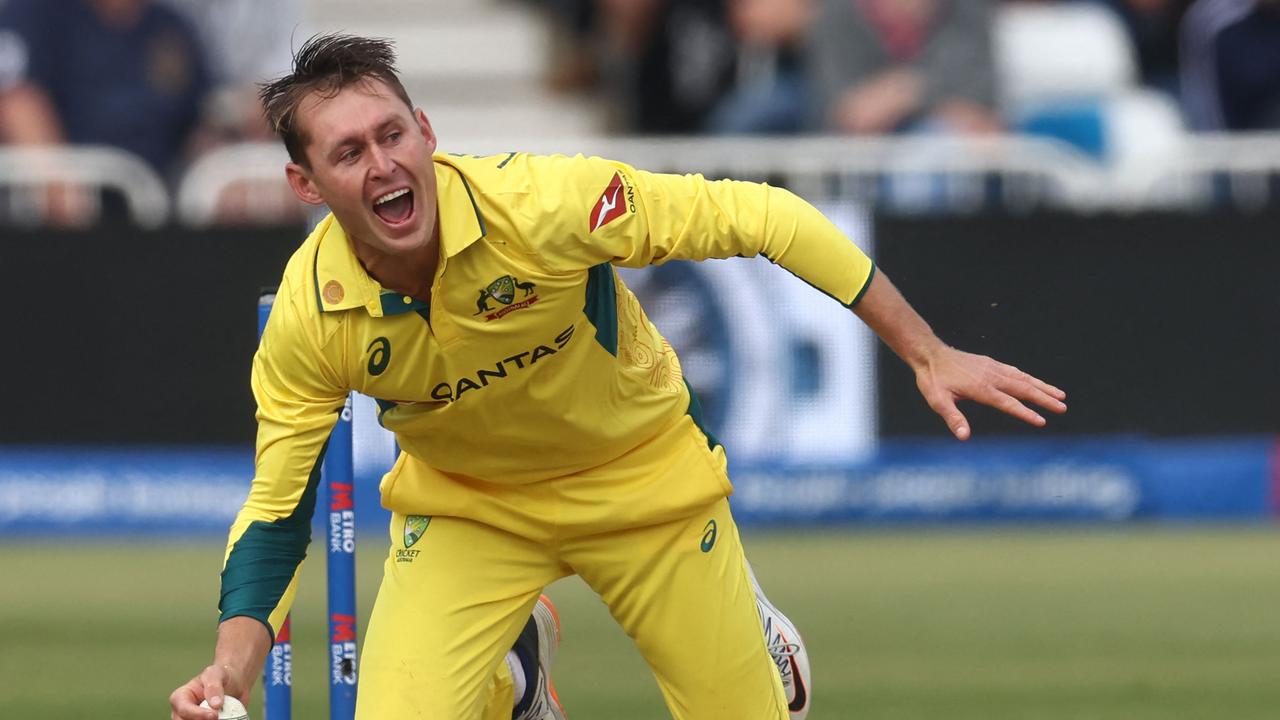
[286,162,326,206]
[414,109,437,154]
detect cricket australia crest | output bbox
[403,515,431,548]
[473,274,539,321]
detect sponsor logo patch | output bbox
[700,519,718,553]
[328,481,355,555]
[473,274,539,322]
[330,613,358,685]
[404,515,431,548]
[430,325,575,403]
[366,337,391,376]
[397,514,431,563]
[788,655,809,713]
[322,280,345,304]
[589,172,634,233]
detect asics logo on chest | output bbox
[367,337,391,376]
[700,520,718,552]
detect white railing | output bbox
[1147,132,1280,210]
[0,146,170,228]
[174,135,1108,223]
[7,134,1280,227]
[175,142,295,226]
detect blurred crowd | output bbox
[545,0,1280,136]
[0,0,1278,225]
[0,0,298,224]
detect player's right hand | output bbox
[169,664,242,720]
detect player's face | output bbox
[286,80,439,259]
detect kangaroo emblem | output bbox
[473,275,538,316]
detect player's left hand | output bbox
[914,346,1067,440]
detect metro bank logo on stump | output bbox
[329,481,356,554]
[330,612,358,686]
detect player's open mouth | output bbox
[372,187,415,227]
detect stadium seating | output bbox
[994,2,1192,206]
[306,0,605,144]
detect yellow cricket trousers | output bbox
[356,414,789,719]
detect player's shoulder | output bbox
[436,152,636,248]
[270,215,332,325]
[514,151,636,188]
[436,151,632,196]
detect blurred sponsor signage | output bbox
[0,438,1272,534]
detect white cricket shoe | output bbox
[749,565,812,720]
[513,594,567,720]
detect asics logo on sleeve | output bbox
[590,172,632,232]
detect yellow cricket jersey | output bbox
[219,152,875,635]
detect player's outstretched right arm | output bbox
[170,617,271,719]
[852,270,1067,438]
[173,274,346,718]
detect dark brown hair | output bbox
[259,33,414,165]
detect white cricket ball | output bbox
[198,696,250,720]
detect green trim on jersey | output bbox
[846,263,877,309]
[585,263,618,356]
[379,291,430,316]
[684,379,720,450]
[454,170,487,238]
[769,258,878,310]
[311,243,326,313]
[218,437,329,639]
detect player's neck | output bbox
[353,232,440,303]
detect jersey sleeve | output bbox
[516,154,875,307]
[218,277,346,640]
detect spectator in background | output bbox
[807,0,1001,136]
[1096,0,1194,99]
[160,0,301,143]
[596,0,738,133]
[0,0,211,225]
[1180,0,1280,131]
[806,0,1001,211]
[159,0,308,225]
[0,0,210,174]
[545,0,601,93]
[706,0,816,134]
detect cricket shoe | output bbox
[512,594,567,720]
[749,565,812,720]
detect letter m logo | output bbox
[331,613,357,643]
[330,482,353,512]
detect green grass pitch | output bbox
[1,526,1278,719]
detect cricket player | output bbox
[170,33,1066,720]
